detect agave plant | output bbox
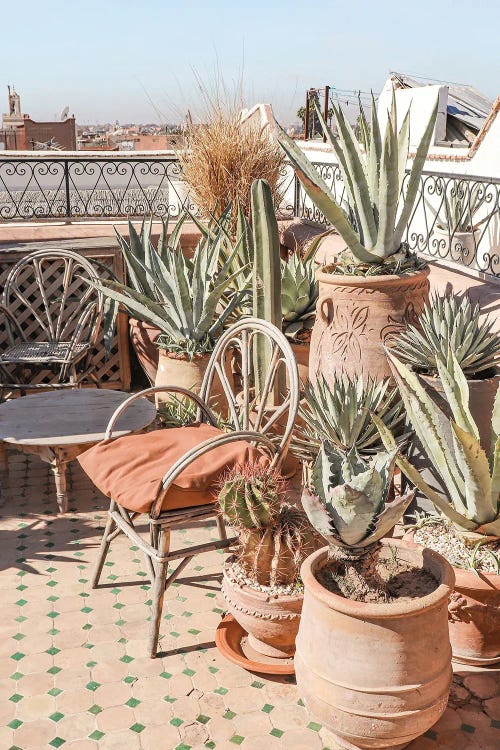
[390,294,500,377]
[432,178,492,233]
[293,374,405,464]
[87,213,245,359]
[281,253,319,339]
[302,441,414,550]
[278,93,437,270]
[373,351,500,539]
[217,462,316,587]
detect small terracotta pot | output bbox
[290,340,310,384]
[221,563,302,658]
[129,319,161,384]
[155,349,231,412]
[433,226,480,265]
[296,540,454,750]
[309,267,430,384]
[406,531,500,665]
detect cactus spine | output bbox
[250,178,284,403]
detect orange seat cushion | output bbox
[77,423,262,514]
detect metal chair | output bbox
[0,248,104,399]
[89,318,300,657]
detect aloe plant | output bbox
[278,93,437,269]
[391,294,500,377]
[218,462,316,587]
[87,213,245,359]
[295,374,405,464]
[281,254,318,339]
[302,441,414,550]
[373,351,500,539]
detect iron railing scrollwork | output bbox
[292,163,500,278]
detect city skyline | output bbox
[1,0,499,126]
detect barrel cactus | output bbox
[217,462,316,587]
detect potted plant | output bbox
[217,462,317,660]
[278,93,437,384]
[390,293,499,452]
[281,252,318,382]
[374,352,500,665]
[430,178,492,263]
[89,215,244,405]
[297,441,454,750]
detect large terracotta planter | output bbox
[155,348,231,412]
[221,563,302,658]
[447,565,500,666]
[296,540,454,750]
[310,267,430,384]
[129,319,161,384]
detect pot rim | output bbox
[419,369,499,384]
[315,265,430,287]
[157,348,212,362]
[223,562,303,605]
[301,540,455,619]
[128,318,162,331]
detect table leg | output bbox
[52,451,68,514]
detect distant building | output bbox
[0,86,77,150]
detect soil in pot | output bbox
[412,523,500,666]
[296,539,454,750]
[310,267,430,385]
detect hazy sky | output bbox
[2,0,499,125]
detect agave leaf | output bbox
[115,227,155,299]
[278,126,378,263]
[327,483,379,545]
[313,102,357,216]
[451,422,494,524]
[301,489,341,547]
[435,350,479,440]
[372,412,477,531]
[375,111,400,255]
[388,353,468,514]
[396,107,411,196]
[393,99,438,248]
[364,490,415,545]
[168,211,187,251]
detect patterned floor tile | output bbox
[0,449,498,750]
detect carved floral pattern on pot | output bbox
[380,302,421,347]
[448,591,470,623]
[327,302,373,363]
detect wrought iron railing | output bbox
[0,154,197,221]
[292,164,500,278]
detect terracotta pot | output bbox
[291,341,310,384]
[155,349,231,412]
[221,563,302,658]
[310,267,430,384]
[296,540,454,750]
[433,226,480,266]
[407,371,499,514]
[129,319,162,384]
[447,565,500,666]
[405,530,500,666]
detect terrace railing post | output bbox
[64,160,71,219]
[293,175,300,218]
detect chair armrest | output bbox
[150,430,277,518]
[104,385,218,439]
[0,303,26,345]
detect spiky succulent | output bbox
[281,254,319,339]
[217,462,316,587]
[302,442,414,549]
[87,213,245,359]
[278,92,437,269]
[391,294,500,378]
[293,374,405,463]
[431,178,491,233]
[374,351,500,540]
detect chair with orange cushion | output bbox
[78,318,299,657]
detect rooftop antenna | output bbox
[60,106,70,121]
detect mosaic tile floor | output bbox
[0,447,498,750]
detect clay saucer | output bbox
[215,615,295,676]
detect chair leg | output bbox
[91,512,116,588]
[216,515,228,541]
[148,527,170,658]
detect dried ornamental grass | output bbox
[180,108,286,236]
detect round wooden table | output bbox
[0,389,156,513]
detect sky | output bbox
[2,0,499,126]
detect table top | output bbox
[0,389,156,446]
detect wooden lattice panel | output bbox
[0,241,131,390]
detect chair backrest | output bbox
[199,318,300,466]
[2,249,104,346]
